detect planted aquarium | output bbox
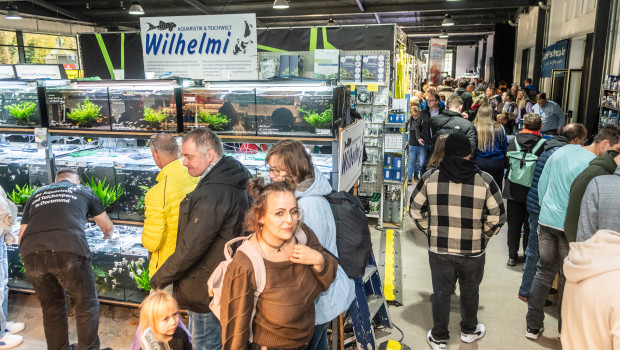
[44,80,110,130]
[0,81,42,127]
[0,135,49,203]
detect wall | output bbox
[485,34,494,82]
[455,45,475,78]
[610,2,620,75]
[0,17,101,36]
[513,7,539,84]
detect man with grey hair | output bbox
[150,128,251,350]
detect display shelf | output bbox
[384,179,402,184]
[601,105,620,112]
[603,89,620,92]
[366,213,380,219]
[384,148,403,154]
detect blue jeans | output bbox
[408,144,430,180]
[428,251,485,340]
[187,311,222,350]
[0,240,7,339]
[519,214,540,297]
[526,225,569,332]
[308,322,328,350]
[23,251,100,350]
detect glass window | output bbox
[23,33,77,50]
[24,48,78,65]
[0,31,18,64]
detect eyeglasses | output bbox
[427,100,438,102]
[269,208,302,222]
[266,165,285,176]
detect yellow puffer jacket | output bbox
[142,159,198,277]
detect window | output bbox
[22,33,78,66]
[0,30,19,64]
[443,50,454,77]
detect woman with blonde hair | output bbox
[515,89,533,131]
[473,104,508,189]
[137,290,191,350]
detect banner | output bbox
[428,38,447,85]
[541,40,568,78]
[338,120,365,192]
[139,14,258,80]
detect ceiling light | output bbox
[328,18,335,25]
[442,14,454,26]
[273,0,290,9]
[439,30,449,38]
[128,1,144,15]
[5,3,21,20]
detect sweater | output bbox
[564,150,619,242]
[525,136,569,215]
[502,131,545,202]
[475,126,508,159]
[410,157,506,256]
[576,167,620,242]
[142,159,198,277]
[561,229,620,350]
[220,225,338,350]
[538,145,595,230]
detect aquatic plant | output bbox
[4,101,37,125]
[83,176,123,209]
[7,184,37,206]
[129,260,150,293]
[142,108,169,129]
[92,265,116,294]
[67,98,102,127]
[135,185,150,218]
[298,106,333,129]
[196,111,229,130]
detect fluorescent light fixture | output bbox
[439,31,449,38]
[442,14,454,26]
[128,1,145,15]
[208,81,327,89]
[5,3,21,20]
[273,0,290,9]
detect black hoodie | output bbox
[439,156,480,183]
[430,109,478,157]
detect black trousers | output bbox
[506,199,529,260]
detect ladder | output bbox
[347,252,392,349]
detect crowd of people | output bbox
[409,78,620,349]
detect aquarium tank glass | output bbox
[44,80,111,130]
[0,81,42,127]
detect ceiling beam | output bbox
[183,0,210,14]
[355,0,364,12]
[374,13,381,24]
[20,0,89,21]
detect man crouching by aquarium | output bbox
[18,168,114,350]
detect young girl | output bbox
[138,291,191,350]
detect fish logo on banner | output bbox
[146,21,176,32]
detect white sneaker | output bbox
[0,333,23,349]
[5,322,24,334]
[525,327,544,340]
[427,330,447,350]
[461,323,486,343]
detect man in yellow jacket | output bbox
[142,133,198,280]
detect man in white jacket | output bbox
[562,229,620,349]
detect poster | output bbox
[139,14,258,80]
[338,120,365,192]
[313,49,339,79]
[428,38,447,85]
[541,40,568,78]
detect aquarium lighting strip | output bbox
[207,81,327,89]
[72,81,177,88]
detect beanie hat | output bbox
[444,133,471,157]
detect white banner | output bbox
[428,38,447,85]
[338,120,365,192]
[139,14,258,80]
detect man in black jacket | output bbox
[150,128,251,350]
[452,79,473,112]
[413,93,443,182]
[430,94,478,157]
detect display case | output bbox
[44,80,180,132]
[0,80,44,128]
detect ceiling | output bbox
[3,0,537,49]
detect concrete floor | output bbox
[6,205,562,350]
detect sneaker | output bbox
[518,294,552,306]
[525,327,544,340]
[0,333,23,349]
[461,323,486,343]
[507,258,518,266]
[426,330,447,350]
[4,322,24,334]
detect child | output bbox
[137,291,191,350]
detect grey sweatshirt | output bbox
[577,166,620,242]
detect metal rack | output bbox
[380,120,408,229]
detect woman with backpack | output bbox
[219,179,337,350]
[265,140,355,350]
[473,104,508,190]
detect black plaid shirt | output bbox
[410,169,506,256]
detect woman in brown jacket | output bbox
[219,179,337,350]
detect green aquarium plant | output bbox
[298,106,333,129]
[83,176,123,209]
[196,111,229,130]
[7,184,37,206]
[135,185,150,218]
[142,107,169,129]
[67,98,103,127]
[92,265,116,294]
[129,260,150,293]
[4,101,37,125]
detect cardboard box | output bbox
[362,55,386,83]
[339,55,362,82]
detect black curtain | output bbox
[492,24,516,86]
[79,32,145,79]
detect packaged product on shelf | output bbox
[362,55,386,83]
[313,49,339,80]
[339,55,362,83]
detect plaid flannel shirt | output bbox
[409,169,506,256]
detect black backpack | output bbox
[324,191,372,278]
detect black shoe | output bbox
[507,258,518,266]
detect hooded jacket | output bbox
[576,166,620,242]
[564,150,619,242]
[502,131,545,202]
[561,229,620,350]
[430,109,478,156]
[415,107,442,145]
[295,166,355,325]
[526,136,569,215]
[150,156,251,313]
[453,88,473,112]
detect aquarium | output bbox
[44,80,110,130]
[0,81,43,128]
[0,136,49,207]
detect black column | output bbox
[532,8,546,87]
[16,31,25,63]
[480,38,487,81]
[474,43,479,74]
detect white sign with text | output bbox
[338,120,365,192]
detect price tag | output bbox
[367,84,379,92]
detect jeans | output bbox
[506,200,529,260]
[408,144,431,180]
[23,251,100,350]
[0,240,7,339]
[187,311,222,350]
[519,214,540,297]
[428,251,486,340]
[475,158,505,190]
[307,323,328,350]
[526,225,569,332]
